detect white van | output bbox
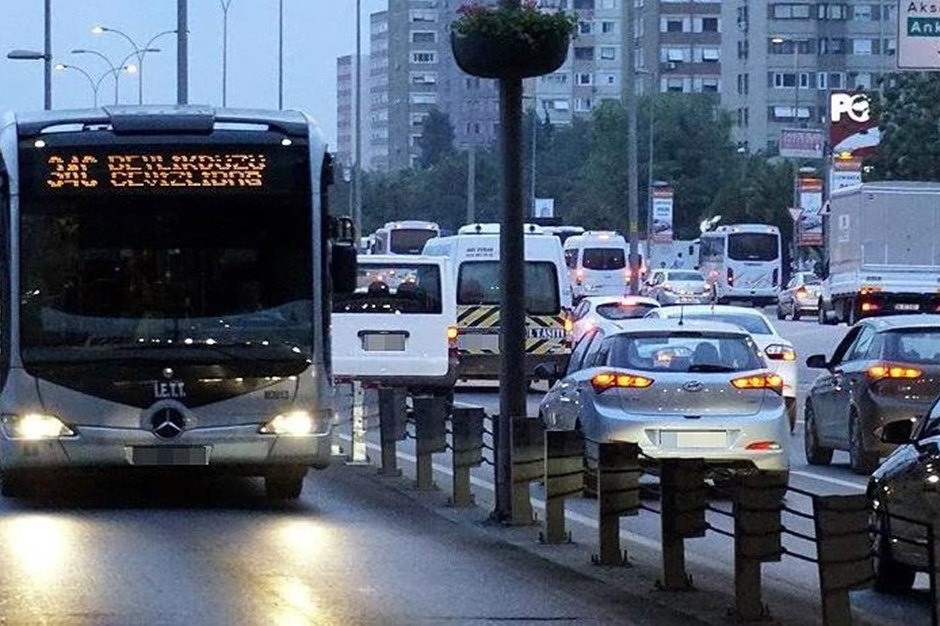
[422,223,573,380]
[332,255,457,396]
[564,231,645,301]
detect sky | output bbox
[1,0,387,146]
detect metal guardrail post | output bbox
[541,430,584,544]
[413,395,448,490]
[659,458,707,591]
[450,404,485,507]
[377,387,408,477]
[510,419,544,525]
[731,471,786,621]
[813,493,872,626]
[591,441,641,566]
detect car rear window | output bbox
[678,313,772,335]
[333,264,443,314]
[389,229,437,255]
[582,248,626,270]
[457,261,560,315]
[596,302,657,320]
[608,332,763,373]
[882,330,940,364]
[667,271,703,282]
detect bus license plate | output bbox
[131,446,209,466]
[527,327,565,340]
[895,303,920,312]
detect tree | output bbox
[868,73,940,181]
[416,108,456,169]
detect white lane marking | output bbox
[337,435,663,550]
[790,470,866,491]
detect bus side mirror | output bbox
[331,216,358,294]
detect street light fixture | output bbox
[71,48,153,104]
[91,25,175,104]
[54,62,134,107]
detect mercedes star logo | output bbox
[151,407,186,439]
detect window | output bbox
[601,0,616,7]
[818,38,846,54]
[574,46,595,61]
[411,51,437,64]
[772,72,797,88]
[410,113,428,126]
[853,38,873,55]
[598,72,618,86]
[701,47,720,62]
[700,17,719,32]
[567,329,602,375]
[817,3,848,19]
[599,46,617,60]
[665,19,684,33]
[409,9,437,23]
[411,31,436,44]
[577,72,593,85]
[728,233,778,262]
[602,21,616,34]
[665,78,685,92]
[772,3,811,19]
[605,333,764,374]
[457,261,560,314]
[582,248,626,270]
[700,78,719,92]
[664,48,687,62]
[884,38,897,56]
[852,4,876,21]
[574,0,595,8]
[410,71,437,85]
[574,97,592,112]
[409,93,438,105]
[564,249,578,269]
[737,40,749,60]
[333,263,443,314]
[828,72,844,89]
[845,327,876,361]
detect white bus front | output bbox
[701,227,781,306]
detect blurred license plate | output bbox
[675,432,726,448]
[362,333,406,351]
[131,446,209,466]
[895,303,920,311]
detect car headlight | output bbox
[2,413,76,440]
[260,411,322,436]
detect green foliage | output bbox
[453,1,578,39]
[868,73,940,181]
[416,108,456,169]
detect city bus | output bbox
[0,106,356,500]
[698,224,782,305]
[370,220,440,255]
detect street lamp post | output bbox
[219,0,234,106]
[54,62,133,107]
[92,25,175,104]
[5,0,52,109]
[771,36,801,126]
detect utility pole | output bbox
[44,0,52,110]
[177,0,188,104]
[467,146,476,224]
[623,0,640,293]
[278,0,284,109]
[353,0,363,234]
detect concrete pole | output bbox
[354,0,363,234]
[278,0,284,109]
[221,0,232,107]
[623,0,640,294]
[44,0,52,110]
[467,146,476,224]
[495,0,527,523]
[177,0,188,104]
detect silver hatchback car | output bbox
[538,319,789,478]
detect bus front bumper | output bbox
[0,424,333,473]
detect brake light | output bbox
[591,372,654,393]
[867,364,922,380]
[861,302,879,312]
[727,268,734,286]
[447,326,459,355]
[796,287,807,298]
[746,441,782,451]
[576,270,584,285]
[563,314,574,347]
[731,373,783,393]
[860,286,882,296]
[764,344,796,361]
[623,269,632,284]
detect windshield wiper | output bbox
[687,364,738,373]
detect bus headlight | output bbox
[2,413,76,440]
[260,411,320,436]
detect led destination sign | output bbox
[20,145,302,195]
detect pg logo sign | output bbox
[830,92,870,124]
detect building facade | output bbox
[336,54,371,172]
[721,1,898,152]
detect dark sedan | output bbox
[804,315,940,474]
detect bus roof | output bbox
[709,224,780,235]
[380,220,440,230]
[458,223,546,235]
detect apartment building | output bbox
[721,1,898,152]
[336,54,371,172]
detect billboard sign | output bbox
[898,1,940,70]
[828,91,880,158]
[651,187,674,243]
[797,177,824,247]
[779,128,826,159]
[829,156,863,192]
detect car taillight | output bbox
[746,441,782,451]
[867,364,922,380]
[591,372,654,393]
[447,326,459,355]
[764,344,796,361]
[623,269,631,284]
[861,302,879,313]
[563,313,574,347]
[727,268,734,286]
[731,373,783,393]
[576,270,584,285]
[796,287,807,298]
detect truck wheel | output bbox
[849,412,879,475]
[265,466,307,500]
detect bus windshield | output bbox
[17,141,313,366]
[457,261,559,315]
[727,233,778,262]
[390,228,437,254]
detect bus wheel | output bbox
[265,467,307,500]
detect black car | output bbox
[869,412,940,593]
[804,315,940,474]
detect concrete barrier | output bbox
[542,430,584,544]
[592,441,641,566]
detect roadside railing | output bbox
[339,387,938,625]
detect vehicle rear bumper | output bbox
[336,358,458,391]
[0,424,333,472]
[864,395,935,455]
[458,352,569,381]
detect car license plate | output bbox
[527,327,565,340]
[130,446,209,466]
[675,431,726,448]
[361,332,406,351]
[895,303,920,312]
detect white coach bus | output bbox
[0,106,356,499]
[698,224,782,306]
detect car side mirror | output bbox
[806,354,828,369]
[880,419,916,445]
